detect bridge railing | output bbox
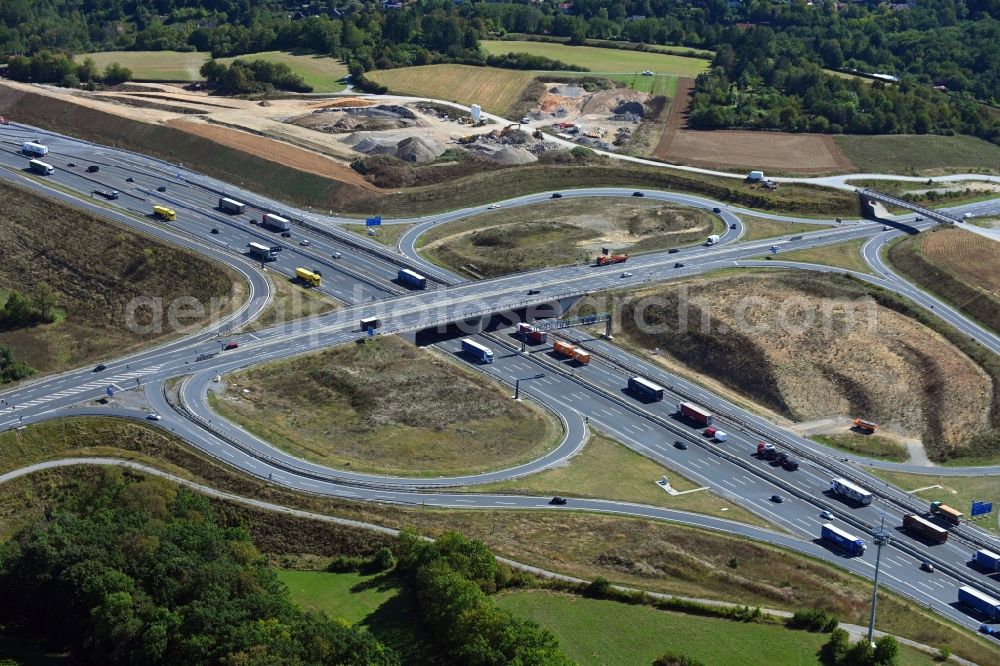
[858,188,960,225]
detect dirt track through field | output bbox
[166,118,376,189]
[652,76,693,159]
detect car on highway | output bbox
[674,262,684,268]
[921,561,935,573]
[632,191,644,197]
[914,215,923,221]
[730,223,737,229]
[621,271,632,278]
[146,413,161,421]
[770,494,784,503]
[488,204,500,209]
[820,510,834,521]
[668,248,679,254]
[712,207,722,213]
[549,496,568,505]
[67,162,76,167]
[281,231,292,238]
[332,251,342,259]
[674,441,688,450]
[93,364,106,372]
[882,225,891,231]
[87,165,99,173]
[300,239,310,246]
[551,193,562,198]
[126,176,135,182]
[980,624,996,637]
[210,228,220,234]
[156,185,167,192]
[224,341,239,350]
[527,288,540,295]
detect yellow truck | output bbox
[295,267,321,287]
[153,205,176,221]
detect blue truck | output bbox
[959,586,1000,620]
[398,268,427,289]
[461,338,494,364]
[972,549,1000,573]
[820,523,866,557]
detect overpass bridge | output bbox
[858,188,961,225]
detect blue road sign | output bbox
[366,216,382,227]
[971,501,993,517]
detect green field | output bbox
[740,216,833,241]
[218,50,347,92]
[480,40,709,77]
[600,72,678,95]
[774,238,876,275]
[497,591,938,666]
[77,50,207,81]
[79,50,346,90]
[811,433,909,462]
[367,64,536,115]
[835,134,1000,175]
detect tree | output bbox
[75,57,99,83]
[34,282,58,323]
[103,62,132,85]
[653,652,706,666]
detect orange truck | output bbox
[596,254,629,266]
[552,340,591,365]
[853,419,879,433]
[572,348,591,365]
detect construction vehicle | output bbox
[853,418,879,433]
[458,135,477,144]
[295,267,321,287]
[595,254,629,266]
[930,501,963,525]
[153,205,176,221]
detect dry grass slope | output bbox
[0,180,240,374]
[209,336,559,476]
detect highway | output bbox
[3,121,1000,636]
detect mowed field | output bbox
[480,41,709,77]
[888,227,1000,333]
[80,50,347,91]
[659,129,855,174]
[77,50,207,81]
[218,50,347,92]
[367,64,536,115]
[497,591,938,666]
[836,134,1000,175]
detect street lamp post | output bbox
[867,518,892,646]
[514,373,545,400]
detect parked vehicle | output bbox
[218,197,246,214]
[677,402,713,426]
[461,338,494,364]
[853,418,879,432]
[903,513,949,543]
[821,523,866,556]
[398,268,427,289]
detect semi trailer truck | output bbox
[262,213,291,232]
[219,197,247,214]
[677,401,712,426]
[398,268,427,289]
[461,338,494,364]
[821,523,866,556]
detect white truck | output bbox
[747,170,764,181]
[704,234,720,246]
[22,141,48,157]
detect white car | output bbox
[300,239,310,246]
[332,251,342,259]
[488,204,500,209]
[882,225,891,231]
[621,272,633,278]
[146,413,161,421]
[820,510,834,520]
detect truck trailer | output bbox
[21,141,48,157]
[972,549,1000,573]
[28,159,54,175]
[219,197,247,214]
[295,267,321,287]
[398,268,427,289]
[516,323,547,344]
[958,586,1000,620]
[930,501,963,525]
[677,401,712,426]
[627,376,664,401]
[461,338,494,364]
[153,205,176,221]
[903,513,948,544]
[595,254,629,266]
[247,242,277,262]
[821,523,866,556]
[360,317,381,332]
[704,234,720,246]
[261,213,291,232]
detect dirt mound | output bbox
[395,136,443,163]
[579,88,651,116]
[309,98,376,109]
[613,101,645,117]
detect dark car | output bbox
[551,193,562,199]
[770,494,784,503]
[93,363,106,372]
[67,162,76,167]
[674,262,685,268]
[156,185,167,192]
[730,223,737,229]
[527,288,541,295]
[712,206,722,213]
[87,165,99,173]
[549,496,568,505]
[210,228,220,234]
[632,191,644,197]
[921,561,935,573]
[674,441,688,450]
[281,231,292,238]
[223,341,239,350]
[668,248,679,254]
[125,176,135,182]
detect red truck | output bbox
[677,402,713,426]
[596,254,629,266]
[517,323,548,344]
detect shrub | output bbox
[653,652,706,666]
